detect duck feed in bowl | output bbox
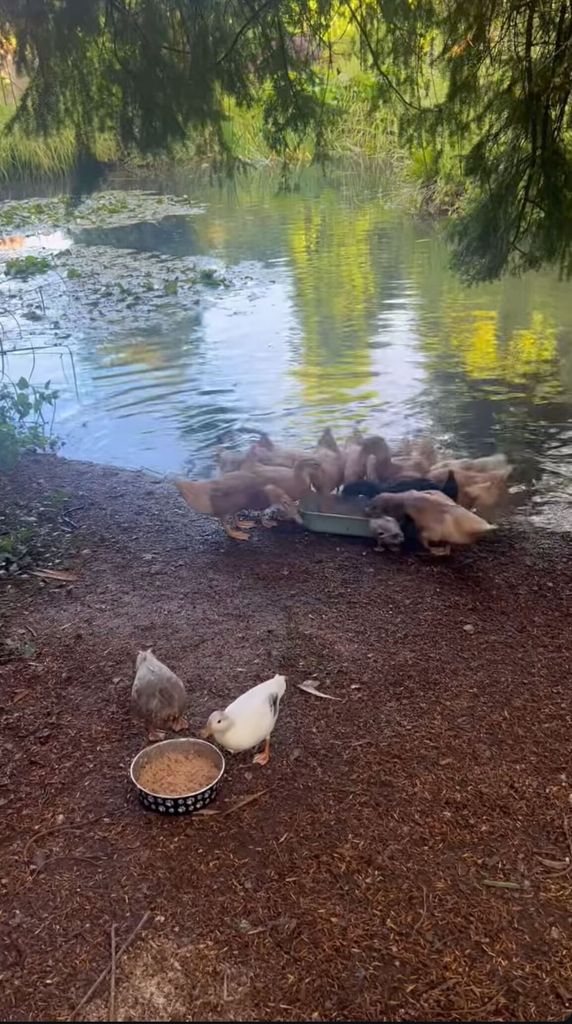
[139,751,214,795]
[130,737,225,815]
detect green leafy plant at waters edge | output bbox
[0,376,59,472]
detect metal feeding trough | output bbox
[299,493,373,539]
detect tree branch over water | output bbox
[0,0,571,281]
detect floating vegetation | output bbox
[5,255,52,278]
[0,205,235,357]
[0,198,64,231]
[0,191,203,233]
[197,266,223,287]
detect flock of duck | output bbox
[174,428,513,555]
[132,432,513,763]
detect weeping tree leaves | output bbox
[440,0,572,282]
[0,0,328,154]
[1,0,572,282]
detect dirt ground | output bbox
[1,454,572,1022]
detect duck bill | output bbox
[200,725,212,739]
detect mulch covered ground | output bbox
[1,454,572,1022]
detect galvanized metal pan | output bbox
[299,493,373,538]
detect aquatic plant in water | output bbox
[5,255,52,278]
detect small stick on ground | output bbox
[69,910,151,1021]
[412,885,428,932]
[22,816,105,864]
[194,790,268,818]
[223,789,268,816]
[482,879,524,890]
[563,815,572,861]
[109,923,116,1022]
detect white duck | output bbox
[201,674,286,765]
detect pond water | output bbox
[1,164,572,523]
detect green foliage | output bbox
[198,267,222,287]
[5,255,51,278]
[409,146,439,185]
[0,376,58,472]
[0,100,118,180]
[1,0,572,279]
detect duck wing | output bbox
[223,675,286,750]
[226,675,286,718]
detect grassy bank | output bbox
[0,75,466,230]
[0,87,433,187]
[0,103,121,182]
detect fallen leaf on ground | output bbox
[297,679,342,700]
[30,569,78,582]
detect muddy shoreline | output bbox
[1,454,571,1022]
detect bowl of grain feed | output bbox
[130,737,225,815]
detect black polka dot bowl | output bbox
[130,737,225,815]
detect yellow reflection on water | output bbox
[287,201,377,407]
[101,340,171,371]
[167,168,572,443]
[425,306,561,400]
[507,313,558,381]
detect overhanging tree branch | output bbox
[345,0,434,114]
[216,0,278,65]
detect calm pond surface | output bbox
[1,163,572,523]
